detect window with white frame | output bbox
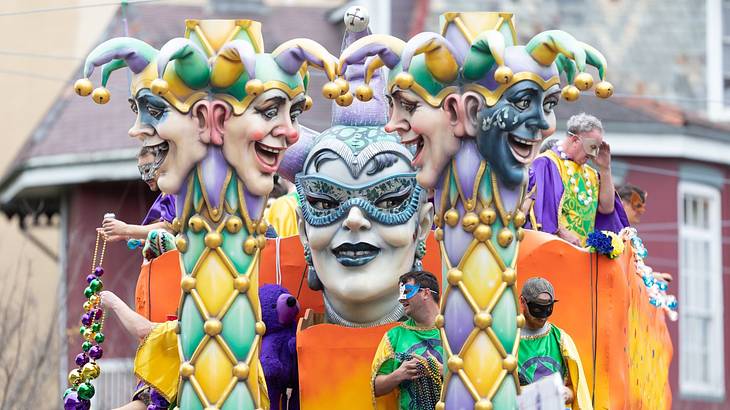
[678,181,724,400]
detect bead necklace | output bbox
[556,144,595,207]
[63,216,110,410]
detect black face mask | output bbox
[527,301,555,319]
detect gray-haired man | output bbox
[523,113,628,246]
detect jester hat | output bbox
[339,30,463,108]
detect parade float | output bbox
[63,7,675,410]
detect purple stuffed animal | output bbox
[260,284,300,410]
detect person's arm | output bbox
[594,141,615,214]
[102,218,171,241]
[100,291,155,340]
[374,357,421,397]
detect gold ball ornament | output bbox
[334,77,349,94]
[494,66,514,84]
[225,216,243,233]
[355,85,373,102]
[255,321,267,335]
[479,208,497,225]
[461,212,479,232]
[446,268,463,285]
[188,215,205,232]
[68,369,82,385]
[233,363,250,380]
[303,96,313,111]
[91,87,110,104]
[234,275,251,293]
[435,402,445,410]
[516,314,526,328]
[502,268,516,285]
[595,81,614,98]
[434,314,444,328]
[336,92,354,107]
[474,224,492,242]
[475,398,494,410]
[171,217,182,233]
[257,221,269,235]
[513,211,526,228]
[176,235,188,253]
[497,228,514,247]
[434,228,443,241]
[257,235,267,249]
[150,78,169,95]
[180,362,195,378]
[245,79,265,96]
[444,209,459,227]
[474,312,492,329]
[74,78,93,96]
[322,81,341,99]
[204,232,222,249]
[561,85,580,102]
[574,72,594,91]
[447,355,464,372]
[204,319,223,336]
[517,227,525,241]
[502,355,518,372]
[394,72,414,89]
[243,237,257,255]
[181,276,196,292]
[82,362,100,379]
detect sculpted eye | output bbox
[375,189,411,209]
[401,101,417,113]
[129,100,139,114]
[146,104,164,119]
[263,108,278,119]
[514,99,530,110]
[307,195,339,210]
[543,99,557,112]
[290,108,303,122]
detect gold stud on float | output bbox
[256,235,267,249]
[172,217,182,233]
[444,209,459,227]
[225,216,243,233]
[574,72,594,91]
[322,81,341,99]
[91,87,111,104]
[517,227,525,241]
[434,314,444,328]
[257,222,269,235]
[204,319,222,336]
[474,312,492,329]
[180,362,195,378]
[232,363,250,380]
[474,224,492,242]
[479,208,497,225]
[446,268,463,285]
[243,237,257,255]
[513,211,526,228]
[434,228,444,241]
[355,84,373,102]
[447,355,464,372]
[255,321,267,335]
[433,214,441,226]
[150,78,169,95]
[303,95,313,111]
[474,398,494,410]
[204,232,222,248]
[516,314,526,328]
[334,77,349,95]
[181,276,196,292]
[561,85,580,102]
[336,92,354,107]
[176,235,188,253]
[435,402,445,410]
[494,66,514,85]
[461,212,479,232]
[497,228,514,247]
[502,268,516,285]
[74,78,93,96]
[394,72,414,89]
[234,276,250,293]
[188,215,204,232]
[245,79,264,96]
[502,355,518,372]
[595,81,614,98]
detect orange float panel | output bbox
[135,250,183,322]
[516,230,673,410]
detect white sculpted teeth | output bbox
[257,144,283,153]
[511,135,538,145]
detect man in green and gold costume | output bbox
[372,271,444,410]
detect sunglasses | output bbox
[526,301,557,319]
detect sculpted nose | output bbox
[384,115,409,135]
[273,119,299,147]
[343,207,371,232]
[128,119,155,140]
[525,109,550,131]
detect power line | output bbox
[0,0,163,17]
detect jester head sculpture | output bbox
[291,17,433,328]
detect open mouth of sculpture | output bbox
[332,242,381,267]
[143,140,169,177]
[254,142,285,173]
[402,135,425,167]
[508,133,539,164]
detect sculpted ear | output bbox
[416,201,434,244]
[191,100,213,144]
[461,91,484,138]
[209,100,231,146]
[296,207,308,250]
[443,94,464,138]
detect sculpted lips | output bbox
[332,242,381,267]
[507,133,540,164]
[402,135,425,167]
[254,141,285,173]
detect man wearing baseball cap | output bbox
[519,277,592,410]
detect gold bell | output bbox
[322,81,341,99]
[150,78,169,95]
[334,77,349,94]
[245,79,265,96]
[354,85,373,102]
[494,66,514,85]
[394,72,414,89]
[74,78,93,96]
[574,72,594,91]
[303,95,313,111]
[336,92,354,107]
[92,87,111,104]
[595,81,614,98]
[561,85,580,102]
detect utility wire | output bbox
[0,0,163,17]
